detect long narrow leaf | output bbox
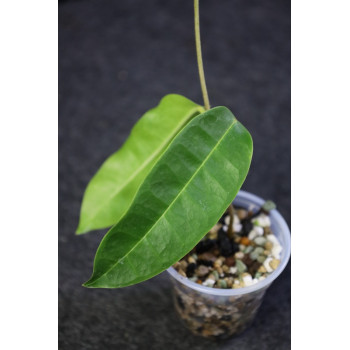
[84,106,253,288]
[76,94,204,234]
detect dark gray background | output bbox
[59,0,290,349]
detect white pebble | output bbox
[272,244,283,259]
[267,234,280,245]
[235,251,244,259]
[234,223,242,232]
[266,234,283,258]
[254,214,271,227]
[203,278,216,287]
[252,278,259,285]
[225,214,241,231]
[242,274,253,286]
[258,276,266,281]
[248,230,258,240]
[253,226,264,236]
[254,236,267,246]
[263,257,273,273]
[229,267,237,274]
[222,225,228,232]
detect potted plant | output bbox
[76,0,290,340]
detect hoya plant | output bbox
[77,0,253,288]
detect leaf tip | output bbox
[75,220,92,235]
[82,278,95,288]
[75,226,85,235]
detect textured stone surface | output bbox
[59,0,290,348]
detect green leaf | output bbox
[76,94,204,234]
[84,106,253,288]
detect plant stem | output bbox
[194,0,210,110]
[227,204,235,239]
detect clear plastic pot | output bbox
[167,190,291,339]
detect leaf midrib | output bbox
[85,107,203,227]
[89,118,238,285]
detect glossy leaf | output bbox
[84,106,253,288]
[76,94,204,234]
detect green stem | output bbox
[194,0,210,110]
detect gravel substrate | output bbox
[173,204,282,290]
